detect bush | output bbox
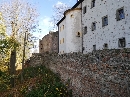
[23,66,72,97]
[0,71,10,92]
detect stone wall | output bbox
[29,49,130,97]
[39,31,58,53]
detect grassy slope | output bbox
[0,66,72,97]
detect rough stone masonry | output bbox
[29,49,130,97]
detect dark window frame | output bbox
[84,26,87,34]
[102,15,108,27]
[103,43,108,49]
[118,38,126,48]
[116,7,125,21]
[91,0,96,8]
[93,45,96,51]
[92,22,96,31]
[83,6,87,14]
[76,32,80,37]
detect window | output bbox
[116,7,125,21]
[63,38,64,43]
[76,32,80,37]
[103,43,108,49]
[83,6,87,14]
[82,47,85,51]
[78,32,80,36]
[102,15,108,27]
[41,43,43,47]
[92,22,96,31]
[71,14,74,18]
[93,45,96,51]
[91,0,95,8]
[118,38,126,47]
[84,26,87,34]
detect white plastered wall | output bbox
[82,0,130,53]
[59,4,82,54]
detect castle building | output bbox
[82,0,130,53]
[39,31,58,53]
[57,0,130,54]
[57,1,83,54]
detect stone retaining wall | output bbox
[29,49,130,97]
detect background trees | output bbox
[0,0,39,68]
[0,0,39,86]
[50,2,70,30]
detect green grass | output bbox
[0,66,72,97]
[22,65,72,97]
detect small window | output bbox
[102,15,108,27]
[93,45,96,51]
[118,38,126,47]
[92,22,96,31]
[63,51,64,53]
[41,44,43,47]
[83,6,87,14]
[116,7,125,21]
[63,38,64,43]
[76,32,80,37]
[71,14,74,18]
[84,26,87,34]
[103,43,108,49]
[82,47,85,51]
[91,0,95,8]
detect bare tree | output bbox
[0,0,39,86]
[50,2,70,30]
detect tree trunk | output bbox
[9,49,16,88]
[21,32,26,82]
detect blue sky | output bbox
[0,0,77,53]
[0,0,76,38]
[30,0,77,53]
[31,0,77,39]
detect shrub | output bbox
[23,66,72,97]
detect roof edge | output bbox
[56,16,66,26]
[56,0,84,26]
[72,0,84,9]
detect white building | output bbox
[82,0,130,53]
[57,1,82,54]
[57,0,130,54]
